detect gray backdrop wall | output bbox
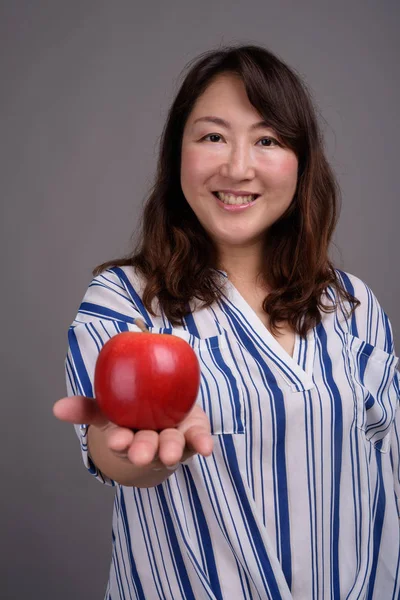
[1,1,399,598]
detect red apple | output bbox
[94,331,200,430]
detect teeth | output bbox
[215,192,256,205]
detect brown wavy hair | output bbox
[94,44,359,336]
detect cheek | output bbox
[181,146,215,185]
[181,149,198,191]
[270,154,298,191]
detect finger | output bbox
[107,427,135,453]
[52,396,109,429]
[184,425,214,457]
[127,430,159,467]
[158,428,186,466]
[178,404,211,434]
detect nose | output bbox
[219,144,255,181]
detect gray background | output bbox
[1,1,399,598]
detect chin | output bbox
[215,235,259,248]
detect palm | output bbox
[53,396,213,467]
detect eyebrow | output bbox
[192,116,272,131]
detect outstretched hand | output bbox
[54,317,213,469]
[52,396,213,469]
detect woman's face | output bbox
[180,73,298,255]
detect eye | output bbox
[257,137,280,147]
[201,133,224,143]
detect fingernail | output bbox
[165,463,180,471]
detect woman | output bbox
[53,45,400,599]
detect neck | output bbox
[217,246,267,288]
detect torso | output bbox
[79,266,399,599]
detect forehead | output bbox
[187,73,262,122]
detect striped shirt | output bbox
[65,266,400,599]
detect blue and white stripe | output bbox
[65,266,400,599]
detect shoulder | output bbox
[333,269,395,354]
[334,268,377,306]
[83,265,146,306]
[90,265,147,292]
[71,265,155,327]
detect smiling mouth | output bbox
[212,191,260,205]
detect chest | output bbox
[233,283,296,358]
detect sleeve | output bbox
[391,371,400,517]
[338,270,398,354]
[65,266,154,486]
[341,272,400,501]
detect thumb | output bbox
[184,425,214,457]
[53,396,109,429]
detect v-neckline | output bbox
[217,272,315,392]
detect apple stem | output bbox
[135,318,148,332]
